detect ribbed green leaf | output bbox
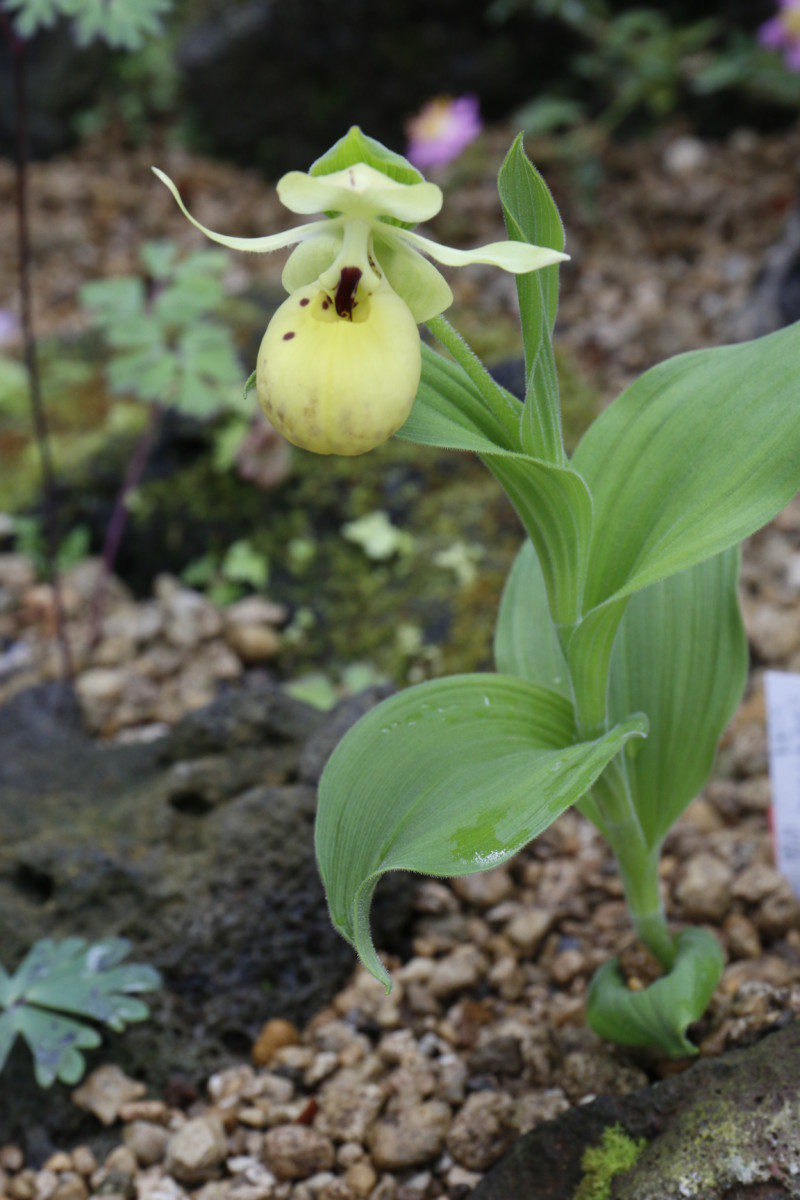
[498,135,566,463]
[497,541,748,847]
[587,927,725,1056]
[398,348,592,624]
[573,321,800,612]
[316,674,646,990]
[494,539,570,696]
[608,548,748,848]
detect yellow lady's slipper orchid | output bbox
[153,130,567,456]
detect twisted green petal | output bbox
[397,226,569,274]
[152,168,333,254]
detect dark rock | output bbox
[473,1021,800,1200]
[0,678,414,1152]
[736,210,800,340]
[467,1036,524,1078]
[0,24,111,159]
[298,685,394,784]
[489,359,526,402]
[176,1,572,174]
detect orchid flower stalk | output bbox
[156,128,800,1059]
[153,127,565,455]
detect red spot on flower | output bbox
[335,267,362,318]
[283,332,295,341]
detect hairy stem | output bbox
[89,405,164,646]
[5,21,75,685]
[427,314,521,433]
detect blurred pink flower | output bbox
[759,0,800,70]
[0,308,19,346]
[406,96,482,170]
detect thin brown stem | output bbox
[88,405,164,646]
[6,22,75,684]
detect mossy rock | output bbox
[474,1021,800,1200]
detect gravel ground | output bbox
[0,496,799,1196]
[2,123,800,1197]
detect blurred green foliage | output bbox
[12,514,91,577]
[81,240,247,420]
[2,0,173,48]
[0,937,160,1088]
[181,537,269,606]
[491,0,800,141]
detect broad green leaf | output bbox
[494,539,570,697]
[608,548,747,848]
[496,542,748,847]
[498,135,566,463]
[573,321,800,612]
[397,348,592,623]
[403,343,521,450]
[316,674,646,989]
[586,927,724,1056]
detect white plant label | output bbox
[765,670,800,897]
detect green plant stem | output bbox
[427,314,520,432]
[559,622,676,970]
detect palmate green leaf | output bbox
[397,347,592,623]
[0,937,160,1087]
[10,1008,102,1088]
[5,0,171,48]
[586,927,725,1056]
[316,674,646,990]
[573,321,800,612]
[498,135,566,463]
[608,547,747,848]
[80,278,146,328]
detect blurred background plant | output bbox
[0,938,160,1088]
[0,0,176,686]
[81,238,249,633]
[0,0,171,1094]
[488,0,800,162]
